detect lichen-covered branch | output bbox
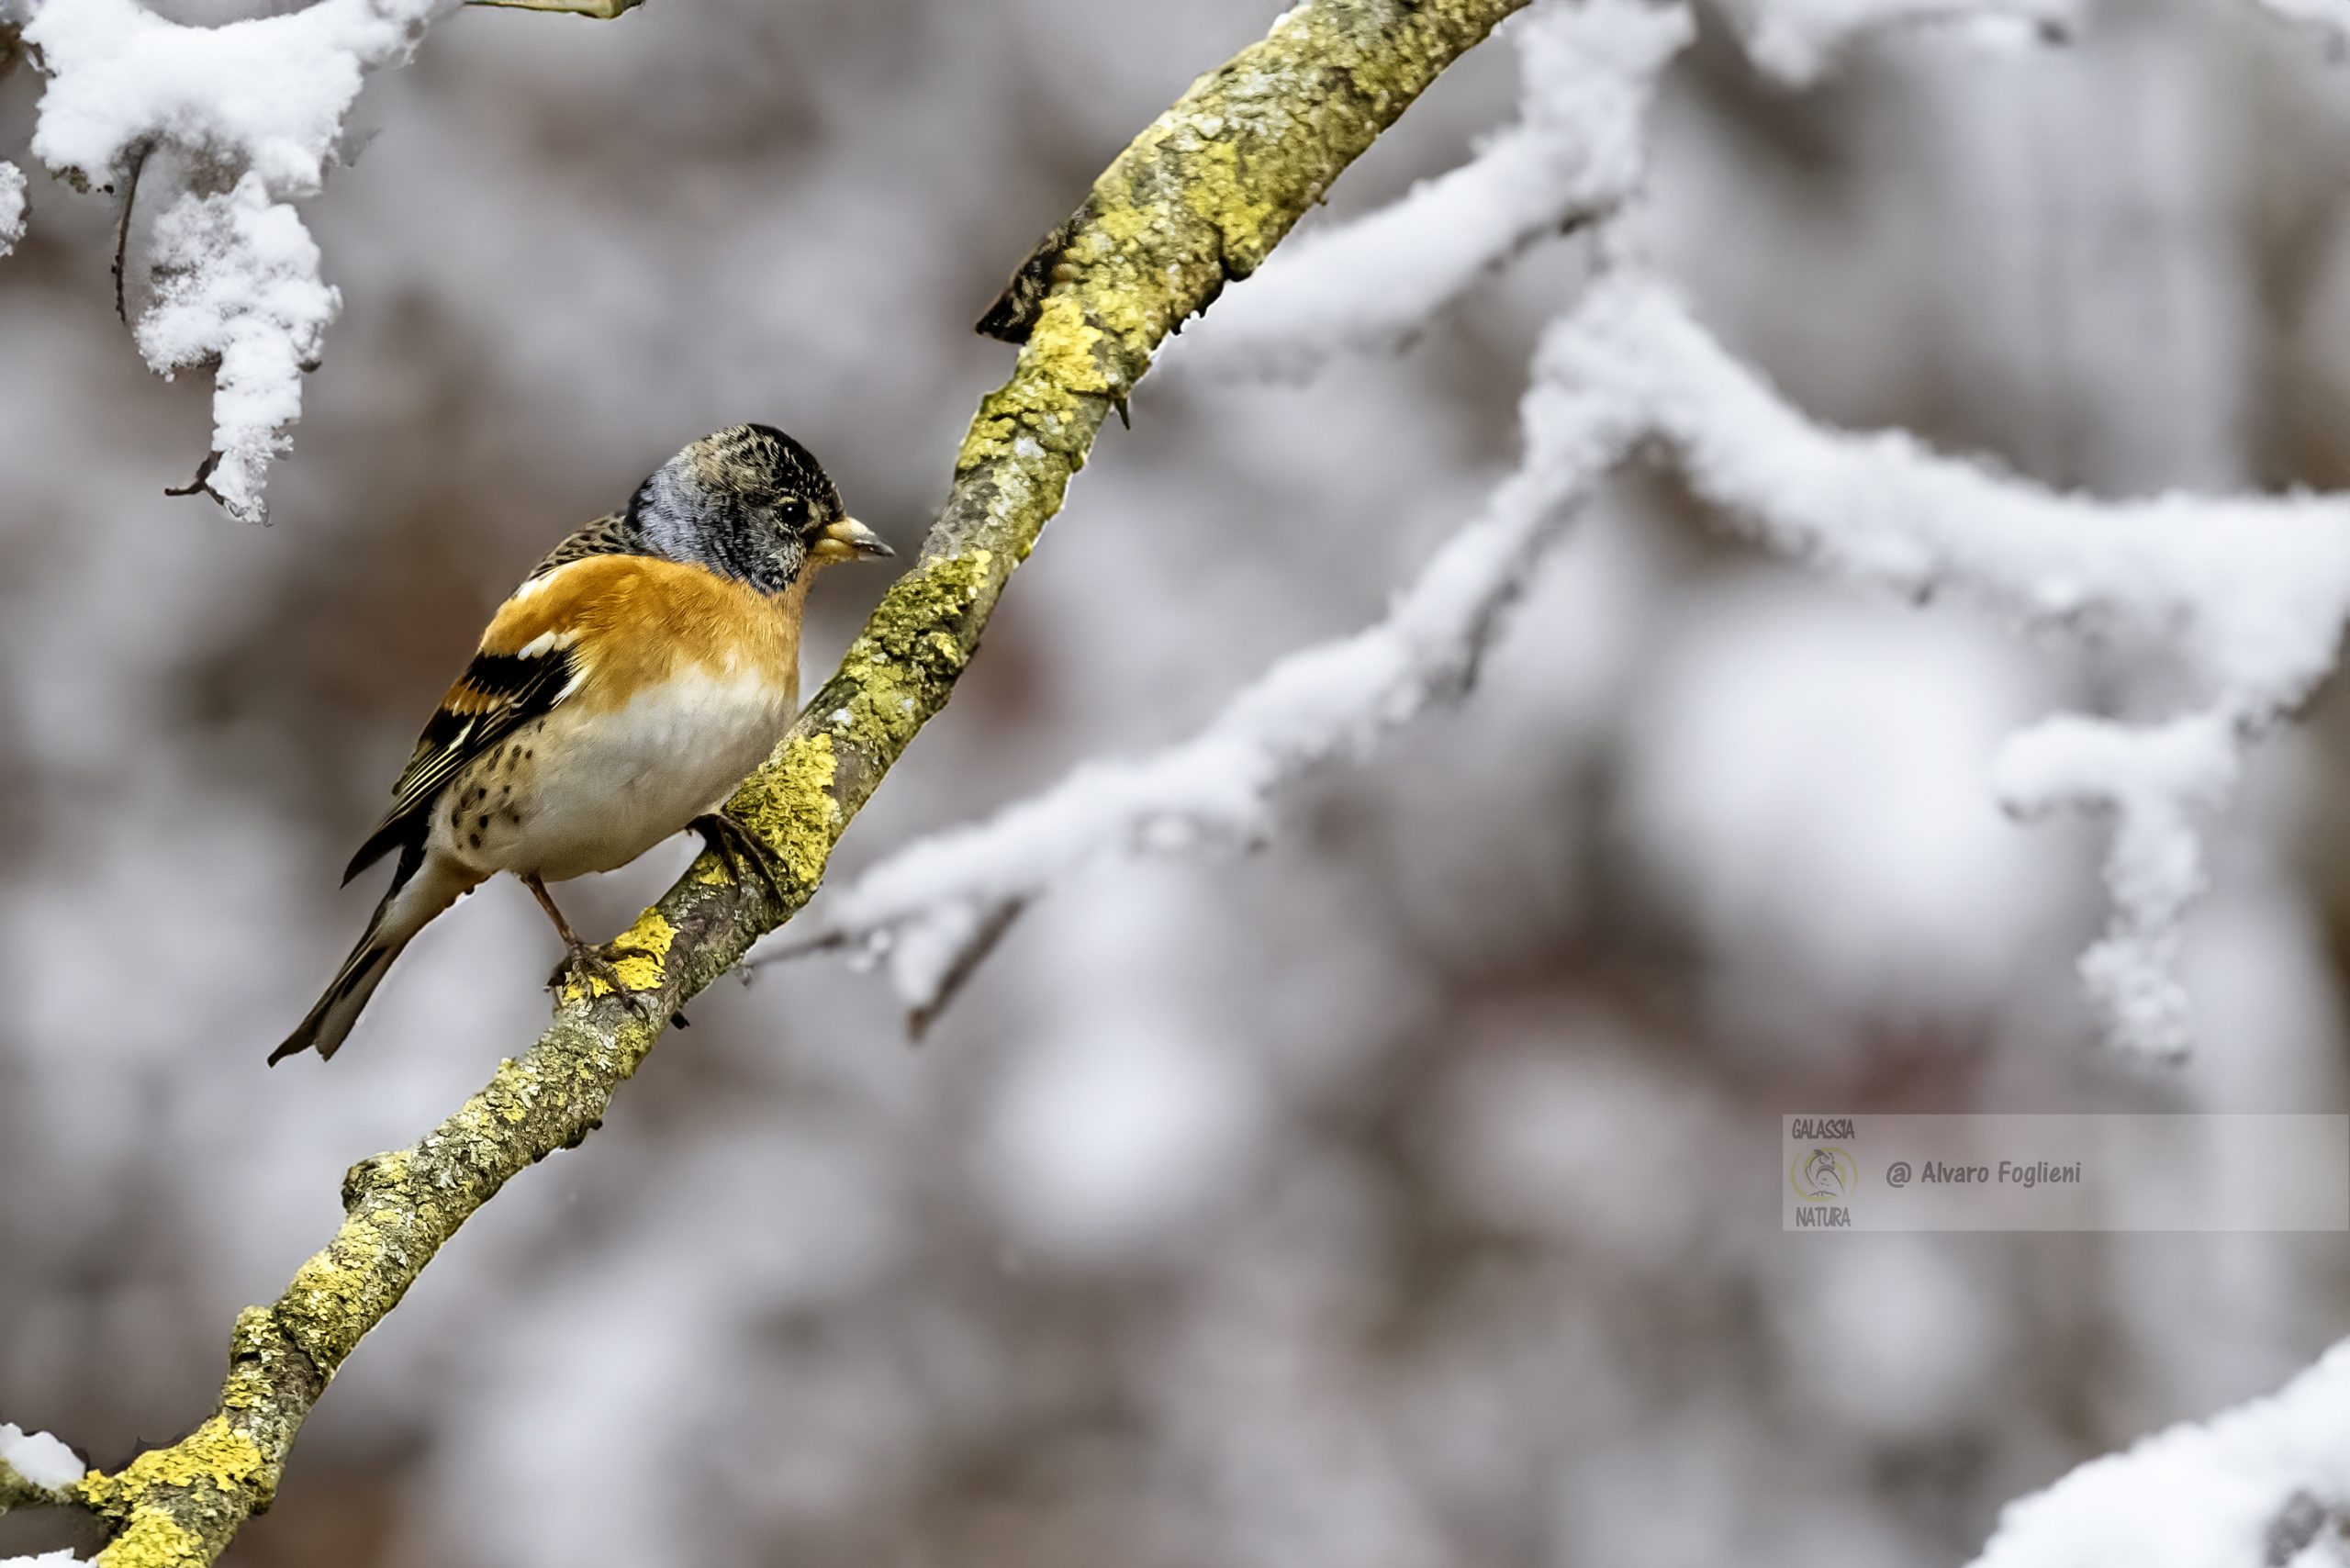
[28,2,1526,1562]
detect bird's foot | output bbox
[547,939,656,1022]
[690,812,794,909]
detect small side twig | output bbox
[112,140,151,327]
[742,927,852,973]
[746,898,1026,1038]
[905,898,1026,1040]
[163,451,226,507]
[462,0,646,16]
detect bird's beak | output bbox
[814,516,895,563]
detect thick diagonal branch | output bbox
[39,2,1529,1562]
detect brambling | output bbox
[272,423,892,1064]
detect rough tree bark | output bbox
[0,0,1529,1560]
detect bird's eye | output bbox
[775,495,807,524]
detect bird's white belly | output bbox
[439,669,796,883]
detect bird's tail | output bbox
[272,846,476,1065]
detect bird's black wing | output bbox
[341,642,579,884]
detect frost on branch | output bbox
[1992,715,2239,1058]
[0,1419,86,1509]
[786,0,1685,1025]
[1182,0,1689,382]
[135,173,340,517]
[1549,279,2350,1055]
[7,0,453,521]
[803,0,2350,1055]
[1710,0,2081,85]
[0,162,24,258]
[794,313,1646,1025]
[820,269,2350,1054]
[1968,1340,2350,1568]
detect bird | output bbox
[272,423,892,1065]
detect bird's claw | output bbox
[548,940,656,1022]
[691,812,793,908]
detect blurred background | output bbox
[6,0,2350,1562]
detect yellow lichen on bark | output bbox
[607,909,677,991]
[77,1417,269,1568]
[957,297,1113,472]
[723,728,839,897]
[85,1419,263,1501]
[95,1510,208,1568]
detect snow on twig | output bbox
[0,1419,86,1518]
[771,309,1647,1025]
[1556,279,2350,1055]
[1968,1340,2350,1568]
[1712,0,2082,86]
[1181,0,2101,385]
[0,1423,84,1495]
[790,0,2350,1050]
[0,162,25,258]
[6,0,456,521]
[1181,0,1689,383]
[799,270,2350,1056]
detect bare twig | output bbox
[463,0,646,16]
[111,140,151,327]
[162,449,227,508]
[906,896,1026,1040]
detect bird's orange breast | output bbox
[472,554,806,716]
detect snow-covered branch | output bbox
[1,0,460,521]
[0,1424,92,1564]
[793,0,2350,1058]
[0,161,24,259]
[1712,0,2080,85]
[1177,0,2118,386]
[800,268,2350,1056]
[1559,278,2350,1055]
[1968,1340,2350,1568]
[1180,0,1687,382]
[778,306,1647,1026]
[0,1423,85,1515]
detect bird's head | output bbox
[628,423,892,594]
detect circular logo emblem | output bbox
[1791,1146,1856,1202]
